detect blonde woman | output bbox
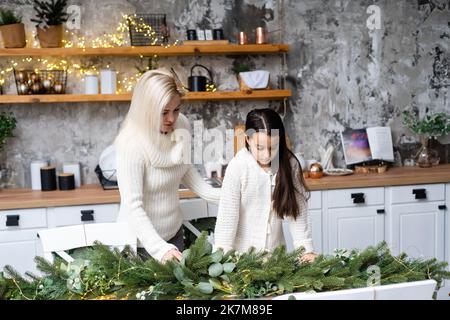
[115,69,220,263]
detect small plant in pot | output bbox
[0,112,17,185]
[0,9,26,48]
[402,110,450,168]
[31,0,69,48]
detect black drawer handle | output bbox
[81,210,94,221]
[412,188,427,200]
[6,215,20,227]
[438,205,447,210]
[377,209,385,214]
[351,193,365,204]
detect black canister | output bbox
[186,29,197,40]
[58,173,75,191]
[213,29,224,40]
[40,166,57,191]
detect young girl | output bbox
[214,108,316,262]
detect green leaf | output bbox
[174,266,185,282]
[209,278,223,290]
[211,250,223,263]
[219,274,230,282]
[223,262,236,273]
[208,263,224,277]
[197,282,214,294]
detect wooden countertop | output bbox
[305,164,450,190]
[0,185,198,210]
[0,165,449,210]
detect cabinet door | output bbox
[389,203,445,261]
[328,207,385,253]
[0,240,39,276]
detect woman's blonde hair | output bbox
[115,69,183,145]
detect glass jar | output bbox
[415,136,440,168]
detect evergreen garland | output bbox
[0,232,449,300]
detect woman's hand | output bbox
[161,248,182,263]
[300,252,318,263]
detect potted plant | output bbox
[31,0,69,48]
[0,112,17,185]
[402,110,450,168]
[0,9,26,48]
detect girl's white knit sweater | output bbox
[214,148,314,254]
[115,114,221,261]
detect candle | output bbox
[31,160,48,190]
[100,69,117,94]
[84,74,99,94]
[63,162,81,188]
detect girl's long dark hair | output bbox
[245,108,310,219]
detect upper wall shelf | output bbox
[0,90,291,104]
[0,44,290,57]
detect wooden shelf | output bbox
[0,44,289,57]
[0,90,291,104]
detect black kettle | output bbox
[188,64,213,92]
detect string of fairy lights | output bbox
[0,14,181,94]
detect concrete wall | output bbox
[0,0,448,188]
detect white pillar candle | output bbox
[63,162,81,188]
[100,69,117,94]
[84,74,99,94]
[31,160,48,190]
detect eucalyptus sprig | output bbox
[402,111,450,138]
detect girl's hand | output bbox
[161,248,182,263]
[300,252,318,263]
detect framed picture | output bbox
[205,29,213,40]
[197,29,206,40]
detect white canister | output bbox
[63,162,81,188]
[100,69,117,94]
[84,74,99,94]
[31,160,48,190]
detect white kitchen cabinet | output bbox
[207,202,218,218]
[387,202,445,260]
[327,206,385,254]
[0,208,47,275]
[0,240,39,275]
[180,199,208,220]
[327,187,384,208]
[47,204,119,227]
[386,184,446,260]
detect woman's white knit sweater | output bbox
[115,114,221,261]
[214,148,314,254]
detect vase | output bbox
[36,24,63,48]
[0,23,26,48]
[415,136,440,168]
